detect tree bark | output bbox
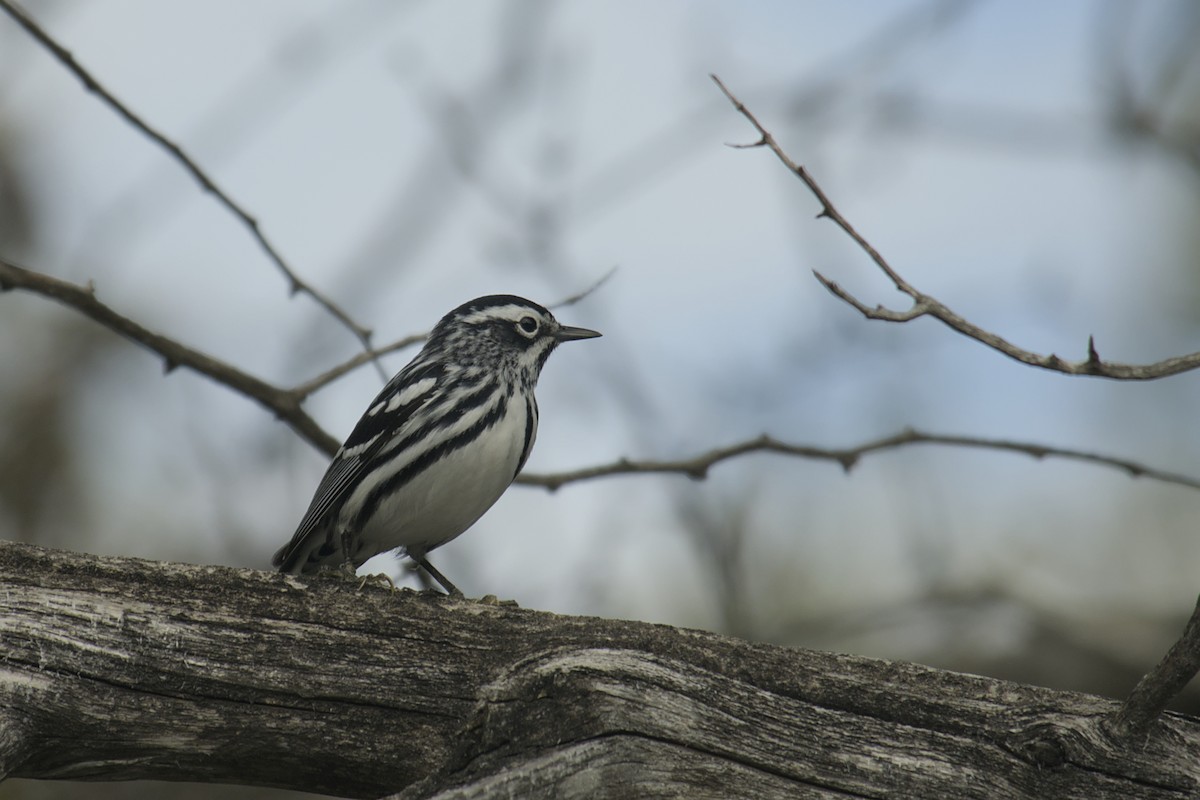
[0,541,1196,799]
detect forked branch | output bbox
[712,71,1200,739]
[710,73,1200,381]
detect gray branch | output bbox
[711,73,1200,381]
[0,256,340,455]
[518,428,1200,492]
[1106,595,1200,742]
[11,257,1190,497]
[0,0,382,367]
[1,541,1197,799]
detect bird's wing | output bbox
[272,360,444,569]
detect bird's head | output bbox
[427,294,601,376]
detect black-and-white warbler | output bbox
[272,294,600,595]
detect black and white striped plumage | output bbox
[272,295,600,595]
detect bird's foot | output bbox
[476,594,519,607]
[357,572,398,592]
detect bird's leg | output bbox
[338,527,357,578]
[408,551,464,597]
[334,529,392,590]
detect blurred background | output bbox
[2,0,1200,797]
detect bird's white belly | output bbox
[346,399,530,558]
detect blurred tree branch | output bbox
[712,73,1200,381]
[2,540,1198,799]
[1098,3,1200,180]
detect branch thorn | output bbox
[725,137,766,150]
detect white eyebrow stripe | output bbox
[458,305,531,325]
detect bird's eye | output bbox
[517,316,539,335]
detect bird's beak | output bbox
[555,324,602,342]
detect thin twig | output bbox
[0,257,339,456]
[0,0,383,379]
[291,333,426,400]
[1104,595,1200,741]
[518,428,1200,492]
[549,265,618,310]
[710,73,1200,381]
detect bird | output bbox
[272,294,600,596]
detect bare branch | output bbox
[0,257,339,456]
[7,255,1196,498]
[519,428,1200,492]
[1106,595,1200,741]
[0,257,618,457]
[710,73,1200,381]
[0,0,383,377]
[290,332,426,400]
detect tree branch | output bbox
[2,540,1198,799]
[0,0,383,375]
[290,331,427,400]
[0,256,617,456]
[519,428,1200,493]
[7,256,1200,497]
[711,72,1200,742]
[710,73,1200,381]
[1106,596,1200,742]
[0,257,339,456]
